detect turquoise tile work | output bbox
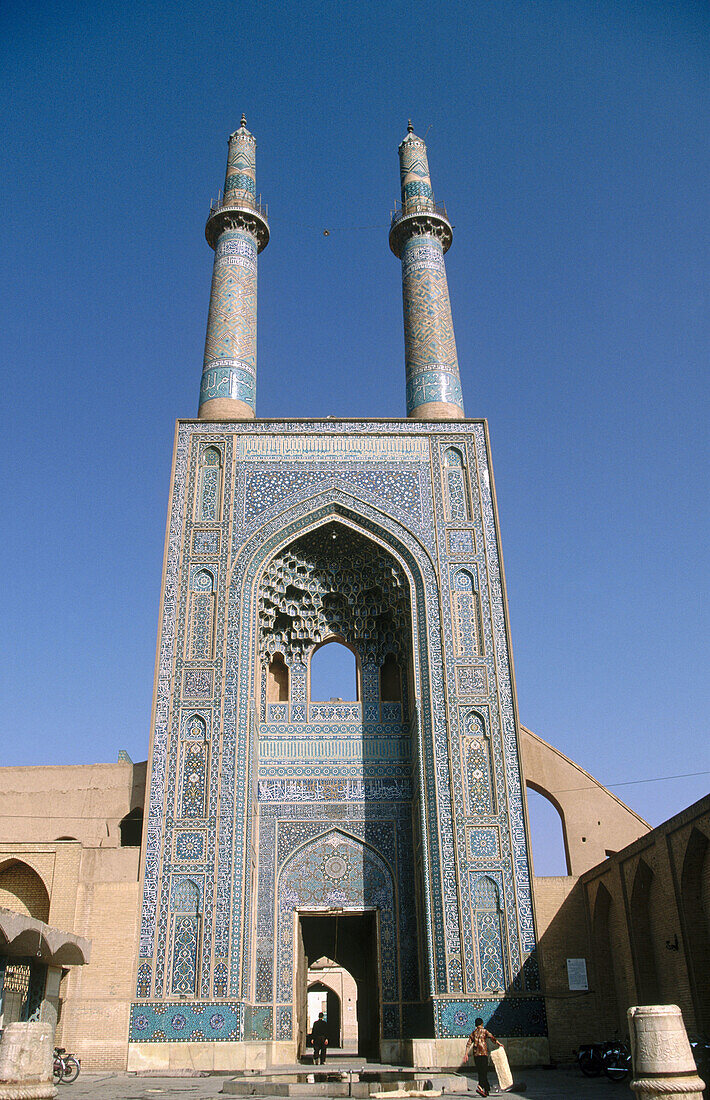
[199,119,269,416]
[132,420,543,1047]
[390,124,465,417]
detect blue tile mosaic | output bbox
[133,419,542,1047]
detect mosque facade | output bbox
[2,120,706,1075]
[128,120,544,1067]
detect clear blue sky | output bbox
[1,0,708,873]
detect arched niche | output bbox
[198,446,222,522]
[266,652,289,702]
[681,827,710,1033]
[120,807,144,848]
[592,883,620,1033]
[0,859,50,922]
[629,859,660,1004]
[443,446,471,520]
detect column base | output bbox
[630,1076,706,1098]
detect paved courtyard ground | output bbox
[70,1067,634,1099]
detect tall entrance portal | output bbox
[129,120,546,1071]
[299,913,379,1059]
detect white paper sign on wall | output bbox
[567,957,588,991]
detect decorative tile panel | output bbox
[455,665,488,699]
[134,419,541,1042]
[447,529,476,555]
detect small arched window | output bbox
[380,654,401,702]
[310,641,358,702]
[267,653,289,702]
[119,808,143,848]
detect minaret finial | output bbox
[389,127,464,420]
[241,113,247,128]
[198,124,270,421]
[407,119,413,133]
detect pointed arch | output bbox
[309,638,359,702]
[629,859,660,1004]
[228,489,464,1001]
[0,859,50,922]
[681,827,710,1033]
[471,873,506,992]
[276,829,398,1013]
[592,883,620,1033]
[198,445,223,522]
[443,446,471,520]
[120,807,143,847]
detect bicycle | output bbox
[602,1040,632,1082]
[577,1039,631,1081]
[53,1048,81,1084]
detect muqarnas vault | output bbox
[130,118,545,1068]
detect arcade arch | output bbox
[0,859,50,922]
[681,828,710,1033]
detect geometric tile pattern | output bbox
[133,419,543,1047]
[401,236,463,412]
[199,120,265,413]
[259,524,410,664]
[394,126,464,416]
[200,230,258,409]
[399,127,434,202]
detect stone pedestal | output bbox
[0,1022,57,1100]
[628,1005,705,1099]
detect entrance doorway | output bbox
[297,911,380,1060]
[308,980,342,1048]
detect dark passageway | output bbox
[299,912,380,1059]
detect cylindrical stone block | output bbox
[199,228,258,418]
[628,1004,705,1099]
[0,1021,56,1099]
[400,233,464,418]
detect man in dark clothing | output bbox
[311,1012,329,1064]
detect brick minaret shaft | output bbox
[198,117,270,421]
[389,123,465,420]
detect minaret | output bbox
[389,123,464,420]
[198,117,269,420]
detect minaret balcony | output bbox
[389,198,453,256]
[206,190,270,252]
